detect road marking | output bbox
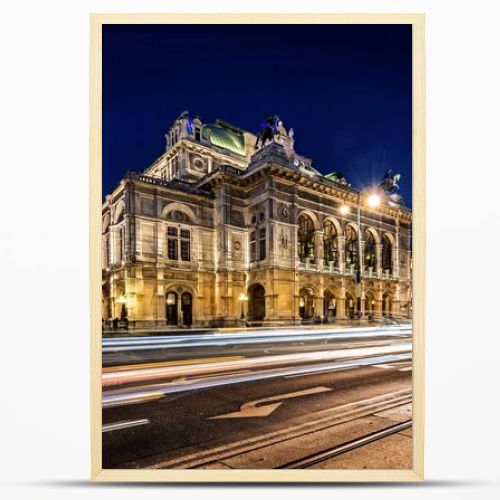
[149,389,412,469]
[102,419,149,433]
[208,386,332,420]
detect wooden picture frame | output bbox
[90,13,425,482]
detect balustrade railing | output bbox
[125,171,214,198]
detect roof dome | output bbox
[201,123,246,157]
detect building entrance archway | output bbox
[323,290,337,321]
[299,287,315,320]
[365,291,375,319]
[248,284,266,321]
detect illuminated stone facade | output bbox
[102,112,412,329]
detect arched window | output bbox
[345,225,358,270]
[365,291,376,317]
[299,287,315,320]
[298,214,315,262]
[363,229,376,270]
[382,234,393,272]
[323,220,338,266]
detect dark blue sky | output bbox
[103,24,412,206]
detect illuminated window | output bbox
[363,229,376,269]
[382,234,393,271]
[345,225,358,270]
[167,227,178,260]
[298,214,315,262]
[323,220,338,265]
[167,227,191,261]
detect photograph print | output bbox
[94,16,424,479]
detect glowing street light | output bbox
[340,204,350,215]
[367,193,381,208]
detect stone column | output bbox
[360,240,366,274]
[392,246,400,278]
[336,298,346,319]
[336,284,347,320]
[127,267,139,323]
[337,236,345,273]
[360,296,366,318]
[374,290,383,318]
[375,243,382,276]
[156,268,166,326]
[109,273,117,318]
[314,294,324,320]
[314,230,324,269]
[392,284,401,316]
[392,299,401,317]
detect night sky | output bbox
[103,24,412,206]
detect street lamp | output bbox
[339,204,350,215]
[341,186,381,320]
[238,293,248,322]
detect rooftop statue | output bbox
[255,115,280,149]
[379,169,403,205]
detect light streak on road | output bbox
[103,343,411,387]
[102,325,411,352]
[102,352,411,408]
[102,356,245,373]
[102,419,150,432]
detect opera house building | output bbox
[102,112,412,330]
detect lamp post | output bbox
[341,187,381,321]
[238,293,248,324]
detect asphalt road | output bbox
[102,348,412,469]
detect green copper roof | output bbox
[202,124,246,157]
[325,172,345,181]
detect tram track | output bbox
[278,420,412,469]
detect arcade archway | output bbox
[248,284,266,321]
